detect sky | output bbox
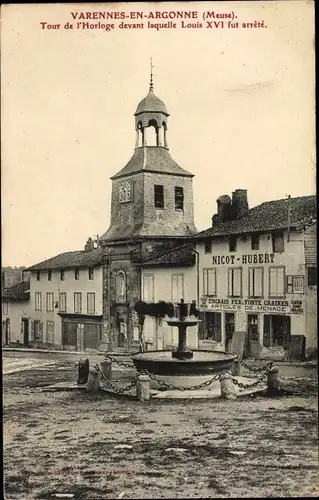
[1,1,315,267]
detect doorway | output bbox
[225,313,235,352]
[263,315,291,348]
[22,318,29,346]
[245,314,260,358]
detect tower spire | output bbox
[150,57,154,92]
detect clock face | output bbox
[119,181,131,203]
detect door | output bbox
[5,319,10,345]
[84,323,101,350]
[62,322,77,348]
[245,314,259,358]
[23,319,29,346]
[225,313,235,352]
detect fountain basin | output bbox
[131,349,237,375]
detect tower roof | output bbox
[135,89,169,116]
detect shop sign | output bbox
[286,276,304,294]
[290,300,303,314]
[212,253,275,266]
[200,297,304,315]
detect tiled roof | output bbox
[26,248,105,271]
[111,146,193,180]
[135,90,169,115]
[140,244,196,267]
[196,195,316,238]
[2,281,30,301]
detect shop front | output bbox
[199,296,305,359]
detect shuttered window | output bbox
[228,268,242,297]
[143,275,154,302]
[59,292,67,312]
[74,293,82,313]
[172,274,184,302]
[269,267,285,297]
[248,268,263,297]
[35,292,42,311]
[46,292,54,311]
[46,321,54,344]
[87,293,95,314]
[203,269,217,296]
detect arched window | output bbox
[147,119,158,146]
[116,271,126,302]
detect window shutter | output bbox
[198,311,205,339]
[263,315,271,347]
[215,312,222,342]
[203,270,207,295]
[255,269,263,297]
[277,268,284,295]
[228,269,232,296]
[233,269,242,296]
[269,268,277,296]
[248,269,254,296]
[39,321,43,342]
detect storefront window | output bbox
[248,314,259,342]
[203,312,221,342]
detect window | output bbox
[175,186,184,211]
[248,314,259,342]
[143,275,154,302]
[75,269,80,280]
[46,292,54,311]
[2,301,8,315]
[48,270,52,281]
[35,292,42,311]
[87,293,95,314]
[229,236,237,252]
[60,270,65,281]
[272,232,284,253]
[154,185,164,209]
[59,292,67,312]
[74,292,82,313]
[308,267,317,286]
[46,321,54,344]
[172,274,184,302]
[204,240,212,254]
[251,234,260,250]
[33,320,42,341]
[116,271,126,302]
[36,271,41,281]
[89,268,94,280]
[248,268,264,298]
[228,268,242,297]
[269,267,285,297]
[203,312,222,342]
[203,269,217,296]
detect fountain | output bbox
[132,299,238,389]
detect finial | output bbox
[149,57,154,92]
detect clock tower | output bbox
[99,70,197,352]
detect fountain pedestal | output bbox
[171,323,193,360]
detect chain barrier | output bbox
[99,355,275,394]
[104,354,136,370]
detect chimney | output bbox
[231,189,249,220]
[84,237,94,252]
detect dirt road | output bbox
[3,360,319,499]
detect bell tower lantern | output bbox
[134,61,169,148]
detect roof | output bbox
[196,195,317,239]
[26,248,105,271]
[111,146,193,180]
[2,281,30,301]
[140,243,196,267]
[135,89,169,115]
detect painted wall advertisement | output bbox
[200,297,304,314]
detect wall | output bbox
[304,222,317,356]
[196,229,309,356]
[30,266,103,348]
[142,172,196,236]
[141,265,198,350]
[2,299,31,344]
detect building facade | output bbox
[2,281,31,346]
[195,191,317,360]
[99,74,197,352]
[26,240,105,351]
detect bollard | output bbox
[266,365,281,396]
[220,371,237,400]
[136,373,151,401]
[231,359,241,377]
[100,359,112,380]
[77,358,90,385]
[86,366,101,393]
